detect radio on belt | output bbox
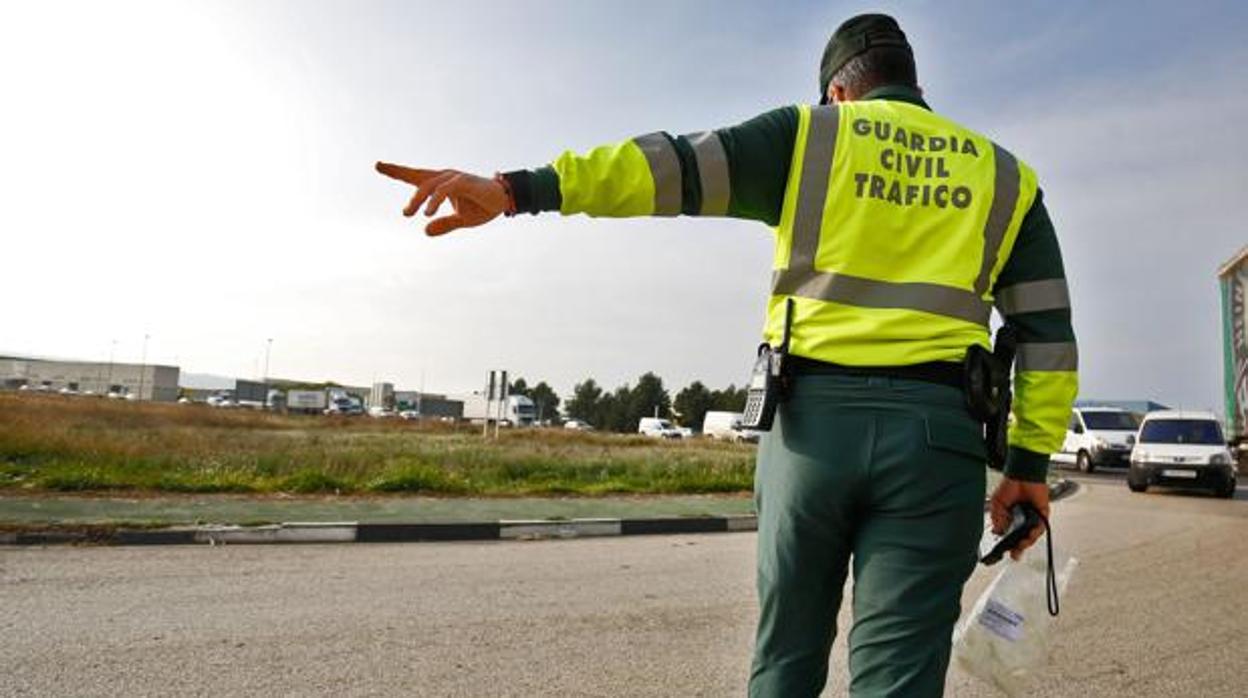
[742,298,794,432]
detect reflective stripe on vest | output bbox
[995,279,1072,315]
[684,131,730,216]
[633,133,682,216]
[1017,342,1079,371]
[771,104,1026,329]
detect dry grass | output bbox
[0,393,756,496]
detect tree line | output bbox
[511,372,746,433]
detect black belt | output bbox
[787,355,965,390]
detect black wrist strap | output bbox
[1039,511,1059,617]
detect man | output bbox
[378,13,1076,697]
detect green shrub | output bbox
[279,470,350,494]
[367,465,468,494]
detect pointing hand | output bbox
[375,162,510,236]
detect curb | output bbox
[1049,478,1077,501]
[982,479,1075,512]
[0,481,1071,548]
[2,514,756,548]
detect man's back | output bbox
[767,97,1039,371]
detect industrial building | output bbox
[2,353,467,417]
[0,356,180,402]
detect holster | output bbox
[964,326,1018,470]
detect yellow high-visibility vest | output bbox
[764,101,1039,367]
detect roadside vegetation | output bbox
[0,394,755,496]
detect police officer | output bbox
[378,13,1076,697]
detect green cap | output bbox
[819,13,911,103]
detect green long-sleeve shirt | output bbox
[503,86,1075,482]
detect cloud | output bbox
[984,58,1248,410]
[3,1,1245,413]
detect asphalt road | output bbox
[3,472,1246,697]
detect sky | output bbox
[2,1,1246,410]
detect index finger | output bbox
[375,162,440,185]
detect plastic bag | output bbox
[952,546,1078,696]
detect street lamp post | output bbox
[137,333,149,400]
[106,339,117,394]
[262,338,273,409]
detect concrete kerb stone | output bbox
[355,522,502,543]
[195,522,358,545]
[115,528,199,546]
[3,515,762,546]
[621,516,728,536]
[1049,478,1077,501]
[981,478,1078,514]
[500,518,622,540]
[15,530,90,546]
[1,482,1077,548]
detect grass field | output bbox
[0,394,757,496]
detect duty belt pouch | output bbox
[964,326,1018,470]
[742,299,794,432]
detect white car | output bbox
[1127,411,1237,498]
[1050,406,1139,472]
[638,417,684,439]
[563,419,594,431]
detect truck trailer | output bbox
[286,390,328,414]
[1219,245,1248,450]
[459,393,537,426]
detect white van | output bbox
[638,417,683,439]
[1127,411,1237,497]
[702,411,761,443]
[1050,406,1139,472]
[702,411,743,440]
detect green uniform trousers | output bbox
[748,373,987,697]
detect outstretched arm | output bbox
[377,107,800,236]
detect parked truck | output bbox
[286,390,328,414]
[1220,246,1248,465]
[460,393,537,426]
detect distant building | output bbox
[394,390,463,419]
[234,380,269,405]
[0,356,180,401]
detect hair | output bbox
[830,45,917,95]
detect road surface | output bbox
[2,472,1245,696]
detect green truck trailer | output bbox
[1220,246,1248,450]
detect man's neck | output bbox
[859,84,929,110]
